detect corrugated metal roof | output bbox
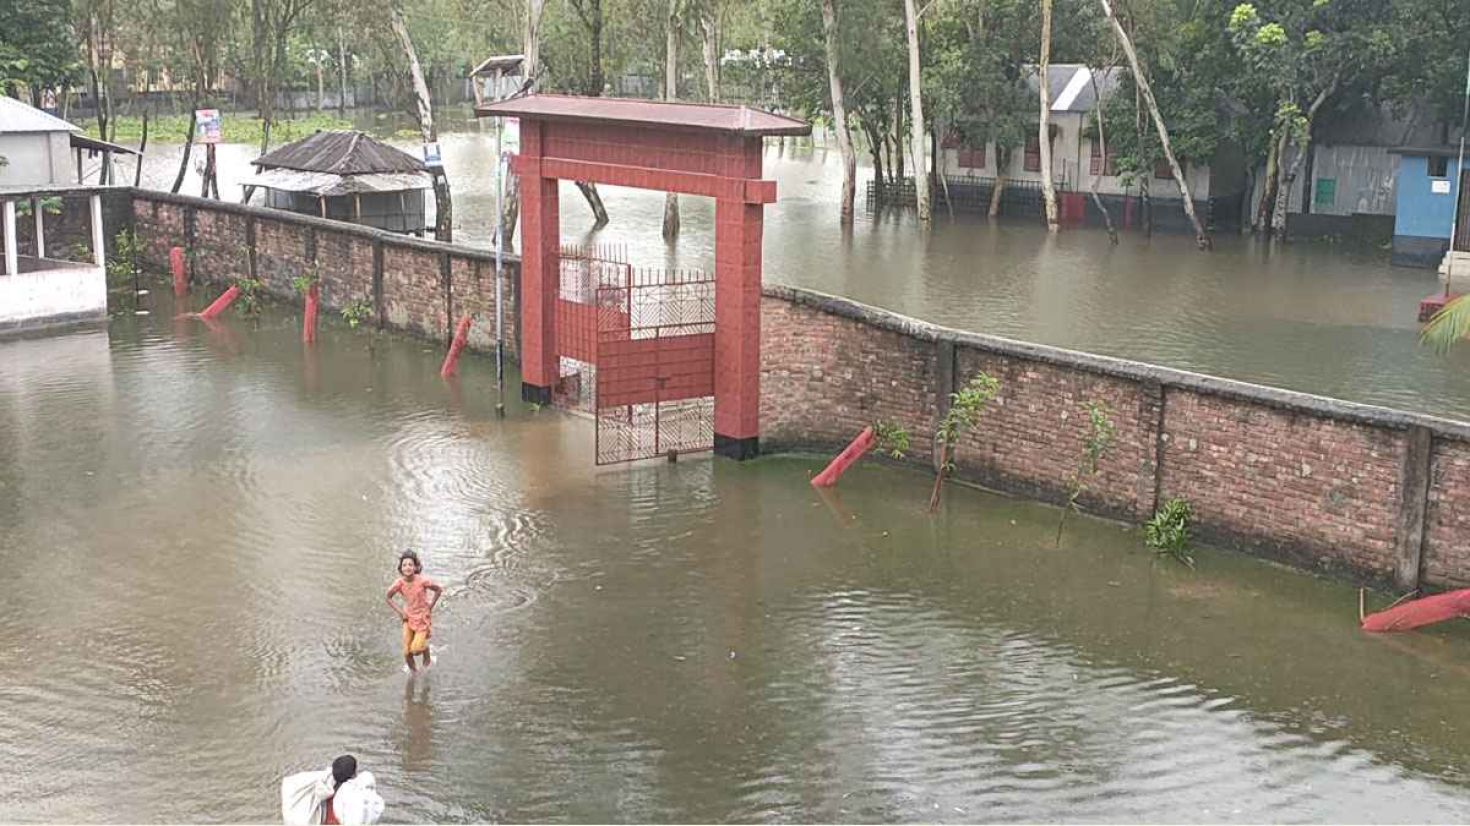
[471,54,525,76]
[1023,65,1124,113]
[474,94,811,137]
[252,130,426,174]
[245,168,431,196]
[0,96,80,134]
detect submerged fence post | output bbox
[933,338,956,473]
[1394,425,1433,591]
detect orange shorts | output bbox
[402,623,430,656]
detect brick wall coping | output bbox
[764,284,1470,442]
[128,188,522,265]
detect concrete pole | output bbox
[32,197,44,259]
[3,200,17,276]
[90,194,105,269]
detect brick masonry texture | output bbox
[761,286,1470,590]
[127,190,519,359]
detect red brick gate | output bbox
[475,94,809,460]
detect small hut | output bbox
[245,131,430,235]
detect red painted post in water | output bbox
[198,285,241,320]
[440,315,473,378]
[811,426,877,488]
[302,283,319,344]
[170,247,187,296]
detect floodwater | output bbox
[5,294,1470,822]
[129,112,1470,421]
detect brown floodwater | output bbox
[131,114,1470,421]
[4,291,1470,822]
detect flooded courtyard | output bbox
[5,296,1470,822]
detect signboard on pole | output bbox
[195,109,222,144]
[422,142,444,169]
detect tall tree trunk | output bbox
[391,4,453,241]
[1099,0,1209,249]
[172,107,197,194]
[902,0,930,224]
[1255,130,1282,231]
[822,0,857,225]
[700,8,719,103]
[1270,82,1337,239]
[134,109,150,187]
[662,0,681,240]
[501,0,546,248]
[1038,0,1059,230]
[1087,67,1118,243]
[337,27,348,115]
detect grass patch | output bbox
[83,112,354,146]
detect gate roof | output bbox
[475,94,810,138]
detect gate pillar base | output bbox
[521,383,552,406]
[714,434,760,461]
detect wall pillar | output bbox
[518,128,560,405]
[713,198,763,459]
[1394,425,1433,590]
[90,195,104,269]
[1,200,14,275]
[32,197,44,259]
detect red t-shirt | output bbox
[323,796,339,825]
[388,574,439,632]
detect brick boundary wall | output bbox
[125,189,521,358]
[89,188,1470,591]
[760,285,1470,592]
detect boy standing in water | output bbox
[386,551,442,673]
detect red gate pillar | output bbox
[518,125,560,405]
[713,197,763,459]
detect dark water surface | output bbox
[4,295,1470,822]
[133,116,1470,421]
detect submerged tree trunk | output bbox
[662,0,681,240]
[1100,0,1209,249]
[1255,130,1282,232]
[501,0,547,247]
[822,0,857,225]
[700,6,719,103]
[1270,82,1337,240]
[1087,68,1118,243]
[391,4,453,241]
[171,109,197,194]
[1038,0,1059,231]
[902,0,930,224]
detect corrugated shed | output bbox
[0,96,79,134]
[252,131,426,174]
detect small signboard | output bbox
[422,142,444,169]
[502,117,520,156]
[195,109,222,144]
[1433,179,1452,195]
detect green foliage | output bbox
[233,276,264,318]
[106,229,142,286]
[1145,497,1194,567]
[86,112,353,146]
[14,197,63,218]
[0,0,80,97]
[872,420,910,459]
[1420,294,1470,355]
[341,298,373,329]
[1057,401,1116,545]
[929,372,1001,512]
[291,265,320,295]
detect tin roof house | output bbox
[243,130,431,235]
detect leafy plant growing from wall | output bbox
[291,266,320,296]
[930,372,1001,512]
[873,420,911,459]
[107,229,141,288]
[341,298,373,329]
[1056,401,1117,546]
[233,276,264,319]
[1145,497,1195,567]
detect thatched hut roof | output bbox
[252,130,426,175]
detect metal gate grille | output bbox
[594,267,716,464]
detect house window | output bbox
[958,144,986,170]
[1153,158,1184,180]
[1024,135,1041,172]
[1313,177,1337,209]
[1430,156,1450,178]
[1089,139,1116,176]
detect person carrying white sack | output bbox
[281,754,384,825]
